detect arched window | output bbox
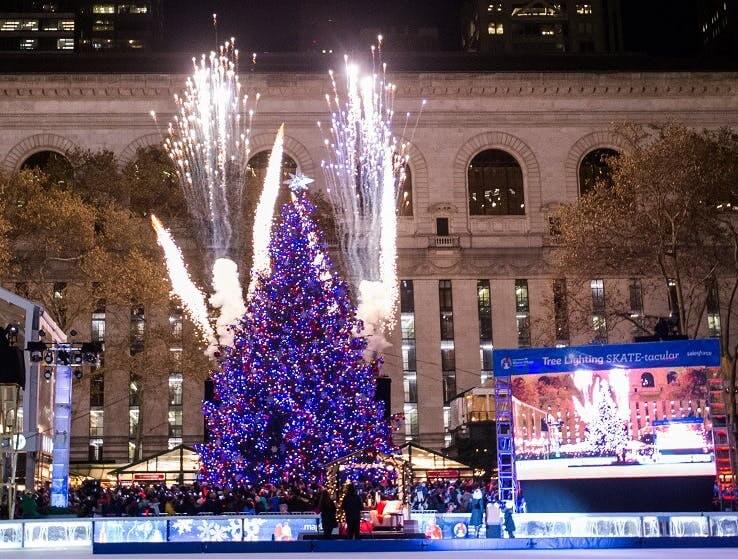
[641,372,655,388]
[397,164,413,217]
[20,150,72,179]
[667,371,678,385]
[578,148,619,196]
[246,151,298,210]
[468,149,525,216]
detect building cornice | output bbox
[0,71,736,100]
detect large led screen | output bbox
[495,340,720,481]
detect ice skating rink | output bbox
[5,549,737,559]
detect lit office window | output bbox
[92,5,116,14]
[57,38,74,50]
[119,4,149,14]
[477,280,494,383]
[707,279,721,338]
[61,20,75,31]
[439,280,457,404]
[169,373,183,406]
[591,279,607,342]
[91,300,106,343]
[488,22,504,35]
[20,39,38,50]
[515,279,531,347]
[0,20,21,32]
[577,4,593,15]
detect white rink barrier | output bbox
[0,512,737,549]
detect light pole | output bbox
[26,339,102,509]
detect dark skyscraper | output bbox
[0,1,162,52]
[460,1,623,55]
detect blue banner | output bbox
[493,339,721,376]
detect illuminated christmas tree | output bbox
[586,380,630,459]
[198,175,391,486]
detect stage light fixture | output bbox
[56,350,70,366]
[38,329,46,338]
[72,350,83,365]
[81,342,102,363]
[69,329,78,337]
[73,370,83,380]
[44,350,54,365]
[27,341,48,362]
[43,368,53,381]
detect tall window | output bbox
[553,279,569,345]
[515,279,531,347]
[629,278,645,330]
[667,279,680,327]
[439,280,456,404]
[91,299,106,343]
[129,372,141,461]
[400,280,418,440]
[168,373,184,448]
[52,281,68,328]
[591,279,607,342]
[89,408,104,462]
[707,279,721,338]
[130,304,145,355]
[468,149,525,215]
[477,280,494,383]
[579,148,618,196]
[397,164,413,217]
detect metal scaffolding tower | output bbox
[709,369,736,510]
[495,375,517,506]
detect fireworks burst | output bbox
[319,40,425,353]
[156,38,259,261]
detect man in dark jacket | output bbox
[341,483,363,540]
[317,489,337,539]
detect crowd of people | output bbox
[4,478,515,518]
[3,477,520,539]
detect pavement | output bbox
[6,548,738,559]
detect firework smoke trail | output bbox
[210,258,246,351]
[248,124,285,298]
[151,214,216,345]
[160,39,258,261]
[319,41,423,354]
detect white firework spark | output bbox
[319,40,424,352]
[158,38,259,261]
[248,124,285,297]
[150,214,215,344]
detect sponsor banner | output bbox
[493,339,720,377]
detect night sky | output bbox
[158,1,717,58]
[162,0,461,54]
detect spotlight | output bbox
[56,350,70,366]
[44,350,54,365]
[69,329,78,337]
[74,370,83,381]
[43,368,53,381]
[27,341,48,362]
[81,342,103,363]
[72,350,83,365]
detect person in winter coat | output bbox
[469,487,484,537]
[504,504,516,538]
[317,489,338,539]
[341,483,363,540]
[486,499,502,538]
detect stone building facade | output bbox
[0,68,736,472]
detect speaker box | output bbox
[0,346,25,388]
[375,376,391,420]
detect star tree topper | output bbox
[284,172,314,193]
